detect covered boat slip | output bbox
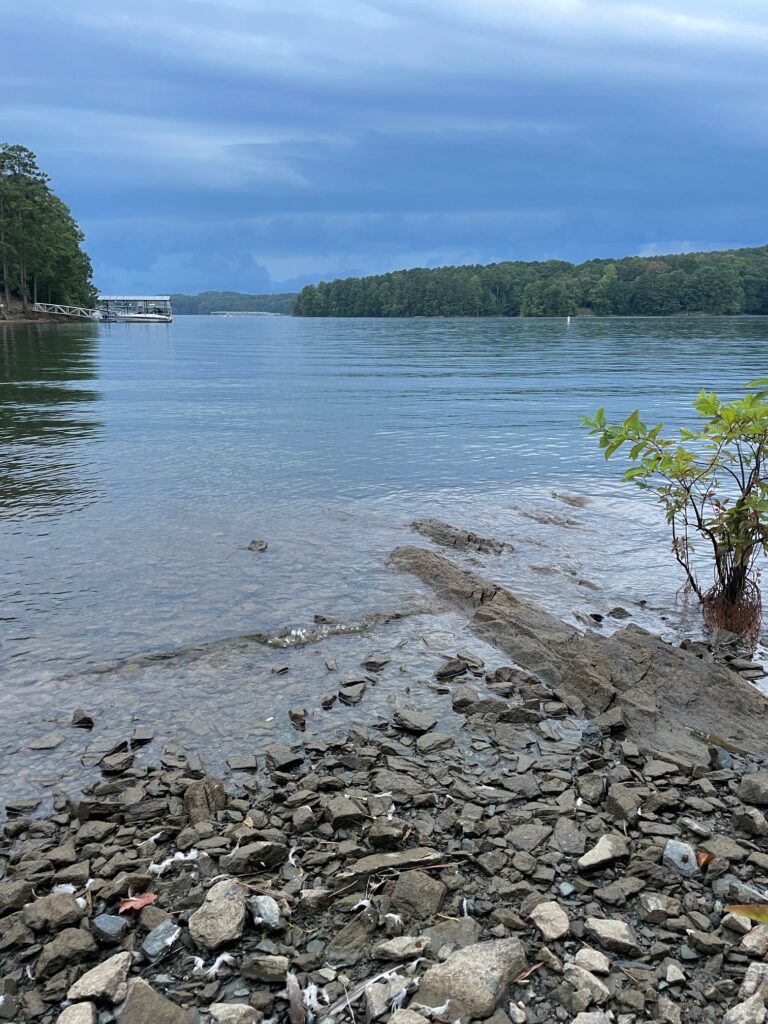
[98,295,172,322]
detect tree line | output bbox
[0,144,95,315]
[172,291,296,314]
[292,246,768,318]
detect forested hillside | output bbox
[293,246,768,317]
[172,291,296,314]
[0,144,95,313]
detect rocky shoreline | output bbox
[4,534,768,1024]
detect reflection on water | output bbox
[2,314,768,803]
[0,322,101,517]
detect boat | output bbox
[98,295,172,323]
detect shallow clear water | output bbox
[2,314,767,803]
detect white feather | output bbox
[51,883,76,895]
[352,898,373,912]
[148,849,198,877]
[205,952,236,978]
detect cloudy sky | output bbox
[7,1,768,293]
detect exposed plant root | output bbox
[702,579,762,644]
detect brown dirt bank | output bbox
[390,545,768,761]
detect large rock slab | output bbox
[417,938,527,1019]
[390,544,768,757]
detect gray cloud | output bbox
[6,0,768,291]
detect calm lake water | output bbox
[2,315,767,802]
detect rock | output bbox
[189,879,246,950]
[241,954,289,983]
[325,795,365,829]
[365,973,409,1020]
[570,1015,612,1024]
[423,917,481,952]
[663,839,701,878]
[554,818,586,855]
[116,978,196,1024]
[740,963,768,999]
[390,870,446,920]
[183,776,226,825]
[739,771,768,806]
[452,685,479,711]
[37,927,98,977]
[637,892,682,924]
[141,919,182,961]
[417,938,527,1019]
[577,834,630,871]
[666,964,686,984]
[529,901,570,941]
[227,755,258,771]
[584,917,641,956]
[325,906,378,966]
[57,1006,97,1024]
[0,879,33,917]
[410,517,511,554]
[563,963,611,1005]
[247,539,268,552]
[219,840,287,874]
[265,744,303,772]
[92,913,132,943]
[733,806,768,836]
[741,925,768,958]
[722,993,767,1024]
[246,895,279,932]
[605,783,642,822]
[416,732,455,753]
[374,935,431,959]
[67,951,132,1004]
[389,1013,429,1024]
[574,947,611,974]
[209,1005,260,1024]
[23,893,84,930]
[339,847,441,881]
[71,708,95,729]
[393,708,438,734]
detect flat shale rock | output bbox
[417,938,527,1019]
[37,926,98,977]
[584,916,641,956]
[326,906,379,966]
[183,777,226,825]
[390,869,446,920]
[739,771,768,807]
[58,1006,98,1024]
[530,900,570,941]
[577,834,630,871]
[188,879,246,950]
[208,1004,261,1023]
[116,978,196,1024]
[219,840,287,874]
[23,892,85,930]
[393,708,438,734]
[67,950,133,1003]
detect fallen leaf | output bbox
[244,816,254,829]
[118,892,158,914]
[697,851,715,868]
[724,904,768,924]
[513,962,543,983]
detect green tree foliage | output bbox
[582,383,768,638]
[171,291,297,315]
[293,247,768,318]
[0,144,96,312]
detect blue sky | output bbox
[7,1,768,293]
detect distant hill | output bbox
[172,291,297,315]
[293,245,768,318]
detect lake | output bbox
[2,314,767,802]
